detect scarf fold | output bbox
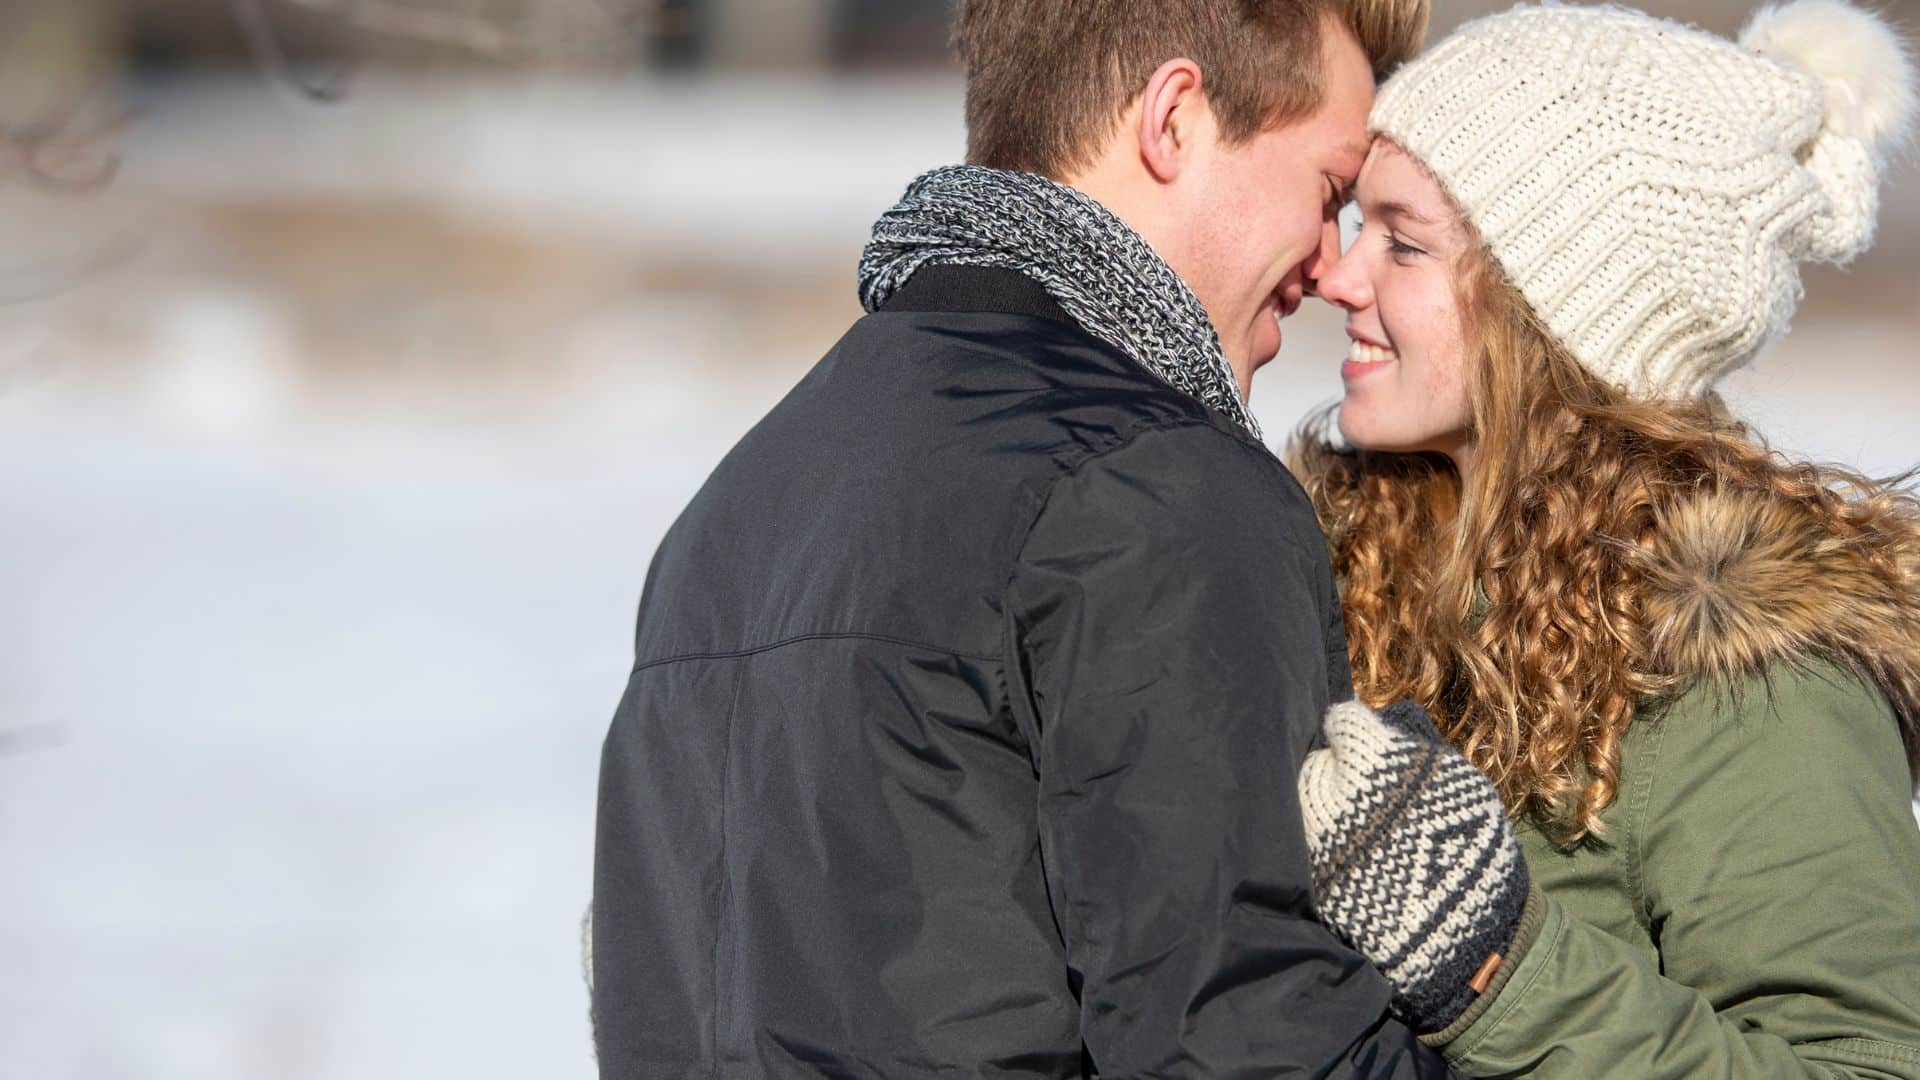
[857,165,1261,440]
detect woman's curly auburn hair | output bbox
[1288,221,1920,845]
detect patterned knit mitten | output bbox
[1298,699,1531,1033]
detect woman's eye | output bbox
[1386,233,1426,258]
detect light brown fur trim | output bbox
[1637,488,1920,786]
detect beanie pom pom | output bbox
[1741,0,1917,159]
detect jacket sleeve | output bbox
[1002,421,1454,1079]
[1432,661,1920,1078]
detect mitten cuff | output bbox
[1420,882,1549,1044]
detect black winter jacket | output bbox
[593,266,1455,1078]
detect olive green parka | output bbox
[1431,488,1920,1077]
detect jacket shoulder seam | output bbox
[1012,415,1310,567]
[994,413,1322,652]
[991,415,1325,762]
[1046,413,1222,477]
[633,631,998,674]
[1000,414,1200,593]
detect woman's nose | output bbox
[1311,233,1373,312]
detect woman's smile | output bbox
[1342,336,1398,381]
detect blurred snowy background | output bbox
[1,2,1916,1078]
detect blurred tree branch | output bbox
[0,2,133,317]
[0,0,123,190]
[231,0,528,101]
[594,0,681,39]
[0,96,129,193]
[278,0,520,55]
[230,0,360,101]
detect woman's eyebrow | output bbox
[1369,199,1443,227]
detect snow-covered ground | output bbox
[2,74,1916,1080]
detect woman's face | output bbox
[1315,140,1475,465]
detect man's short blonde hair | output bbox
[957,0,1429,178]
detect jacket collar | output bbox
[877,265,1074,325]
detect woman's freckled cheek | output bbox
[1422,351,1453,399]
[1411,298,1458,393]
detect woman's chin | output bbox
[1335,407,1386,451]
[1337,410,1424,456]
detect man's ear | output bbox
[1136,58,1206,184]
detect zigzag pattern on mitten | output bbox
[1300,701,1531,1032]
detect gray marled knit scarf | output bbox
[857,165,1261,440]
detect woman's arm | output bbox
[1434,662,1920,1078]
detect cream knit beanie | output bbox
[1370,0,1918,399]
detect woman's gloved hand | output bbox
[1298,699,1534,1034]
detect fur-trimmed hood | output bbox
[1637,487,1920,787]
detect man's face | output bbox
[1172,21,1374,394]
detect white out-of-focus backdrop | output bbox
[2,3,1916,1078]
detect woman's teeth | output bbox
[1347,340,1396,366]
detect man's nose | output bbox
[1297,214,1344,297]
[1302,216,1345,299]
